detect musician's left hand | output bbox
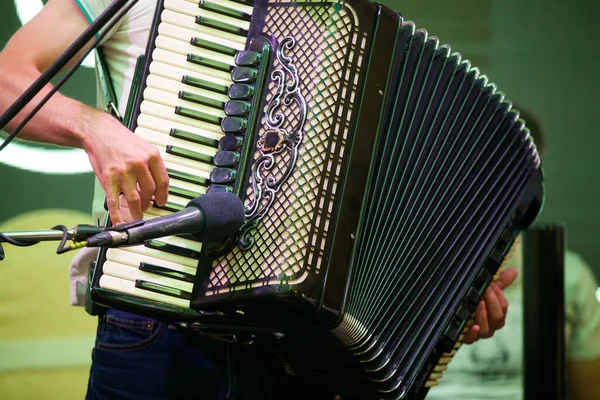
[463,267,518,344]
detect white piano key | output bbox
[168,179,207,197]
[154,145,215,173]
[103,261,194,293]
[137,127,217,158]
[158,15,245,49]
[137,113,223,143]
[149,61,230,89]
[155,35,235,66]
[120,242,199,268]
[187,0,254,16]
[164,0,250,31]
[153,234,203,252]
[146,75,229,103]
[107,248,197,275]
[151,48,231,82]
[163,159,212,181]
[139,101,224,135]
[143,87,226,119]
[99,274,190,308]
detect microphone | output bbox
[86,192,245,247]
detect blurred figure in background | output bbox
[426,107,600,400]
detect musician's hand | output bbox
[82,111,169,226]
[463,267,518,344]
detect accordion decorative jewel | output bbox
[87,1,545,399]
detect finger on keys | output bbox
[106,178,123,226]
[492,282,509,315]
[136,164,158,211]
[496,267,518,290]
[121,173,143,221]
[482,284,504,334]
[463,323,481,345]
[149,159,169,207]
[474,299,490,339]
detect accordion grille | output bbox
[207,3,364,295]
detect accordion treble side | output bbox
[87,1,544,399]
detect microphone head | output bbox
[188,192,245,241]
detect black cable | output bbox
[0,0,138,151]
[0,232,39,247]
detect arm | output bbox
[0,0,168,225]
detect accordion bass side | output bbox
[87,0,544,398]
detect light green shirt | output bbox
[427,243,600,399]
[76,0,157,225]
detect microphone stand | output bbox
[0,224,106,260]
[0,0,137,133]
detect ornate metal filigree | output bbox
[238,36,308,250]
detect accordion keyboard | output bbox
[99,0,255,307]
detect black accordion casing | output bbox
[87,1,545,399]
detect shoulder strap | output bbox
[95,46,122,121]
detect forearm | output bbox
[0,55,102,149]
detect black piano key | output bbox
[170,128,219,148]
[234,51,261,67]
[145,240,202,260]
[228,83,254,100]
[195,16,248,37]
[231,67,257,83]
[167,168,210,187]
[166,145,214,164]
[198,0,252,22]
[214,151,240,167]
[221,117,247,134]
[228,0,253,6]
[182,75,228,95]
[190,37,237,56]
[169,185,200,200]
[219,135,244,151]
[135,279,191,300]
[139,261,196,283]
[187,53,232,73]
[207,184,233,194]
[178,91,225,110]
[210,167,237,184]
[175,106,222,125]
[224,100,251,117]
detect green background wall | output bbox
[0,0,598,399]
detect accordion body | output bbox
[88,0,545,398]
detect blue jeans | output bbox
[85,308,337,400]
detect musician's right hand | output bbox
[81,111,170,226]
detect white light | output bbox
[0,140,92,174]
[596,287,600,303]
[14,0,94,68]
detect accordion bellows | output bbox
[88,1,544,399]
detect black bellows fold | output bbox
[266,5,543,400]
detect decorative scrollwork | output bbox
[238,36,308,250]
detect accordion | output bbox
[87,0,544,398]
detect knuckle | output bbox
[126,192,141,204]
[106,197,118,209]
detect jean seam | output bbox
[105,317,154,331]
[97,323,166,352]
